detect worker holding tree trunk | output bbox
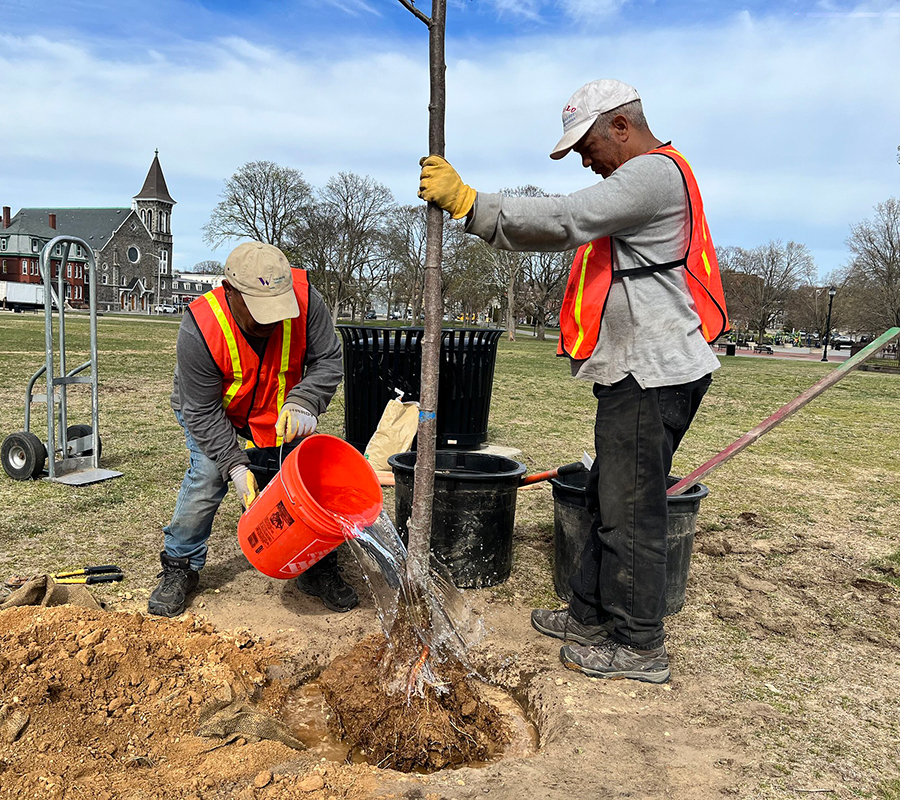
[148,241,357,618]
[418,79,728,683]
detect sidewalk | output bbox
[727,345,850,362]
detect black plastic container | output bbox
[338,326,503,452]
[550,470,709,615]
[388,450,527,589]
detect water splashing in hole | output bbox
[341,510,486,699]
[281,510,539,769]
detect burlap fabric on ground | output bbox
[195,683,306,751]
[0,575,101,610]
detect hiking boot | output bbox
[148,552,199,617]
[560,640,670,684]
[295,554,358,613]
[530,608,614,645]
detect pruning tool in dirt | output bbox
[51,565,124,585]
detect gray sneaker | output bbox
[530,608,614,645]
[560,641,670,684]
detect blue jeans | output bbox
[568,374,712,649]
[163,410,229,571]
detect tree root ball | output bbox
[319,635,512,772]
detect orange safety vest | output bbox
[188,271,309,447]
[557,145,729,359]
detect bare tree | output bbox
[783,279,845,343]
[485,186,561,340]
[721,241,815,341]
[383,205,428,322]
[441,220,496,321]
[188,260,224,275]
[520,217,572,340]
[843,197,900,330]
[292,173,395,324]
[203,161,312,249]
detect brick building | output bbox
[0,209,90,307]
[1,152,176,313]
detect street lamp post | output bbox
[821,286,837,362]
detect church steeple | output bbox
[134,149,175,205]
[132,150,174,242]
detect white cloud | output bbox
[1,10,899,275]
[558,0,627,19]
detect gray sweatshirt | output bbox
[466,149,720,388]
[170,284,343,479]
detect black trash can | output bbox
[338,326,503,452]
[388,450,527,589]
[725,343,736,356]
[550,471,709,616]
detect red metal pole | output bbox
[668,327,900,496]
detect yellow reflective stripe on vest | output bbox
[205,292,243,410]
[275,319,292,446]
[570,243,594,359]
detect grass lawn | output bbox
[1,312,898,599]
[1,312,899,797]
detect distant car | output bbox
[155,304,178,314]
[390,310,402,320]
[831,336,853,347]
[365,310,377,320]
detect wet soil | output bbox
[318,633,514,772]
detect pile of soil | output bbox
[0,605,379,800]
[320,633,512,772]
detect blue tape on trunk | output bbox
[419,410,436,421]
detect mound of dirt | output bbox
[0,605,378,800]
[319,633,513,772]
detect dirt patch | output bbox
[0,605,380,800]
[319,633,513,772]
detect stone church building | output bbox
[2,152,175,313]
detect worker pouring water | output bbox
[149,241,357,617]
[418,79,729,683]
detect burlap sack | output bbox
[364,399,419,471]
[0,575,101,611]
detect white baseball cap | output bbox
[224,241,299,324]
[550,79,641,160]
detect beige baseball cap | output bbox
[550,79,640,160]
[224,241,299,324]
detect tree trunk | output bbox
[405,0,446,589]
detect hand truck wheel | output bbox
[1,431,48,481]
[66,424,103,459]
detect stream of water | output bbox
[342,510,486,696]
[280,510,538,766]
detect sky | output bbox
[1,0,899,279]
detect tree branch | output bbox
[397,0,431,26]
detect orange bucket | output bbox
[237,434,383,579]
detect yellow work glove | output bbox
[275,402,317,443]
[418,155,477,220]
[229,465,259,510]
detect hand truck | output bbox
[1,235,123,485]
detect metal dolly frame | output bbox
[1,235,123,485]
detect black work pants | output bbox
[569,373,712,649]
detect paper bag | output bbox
[364,398,419,471]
